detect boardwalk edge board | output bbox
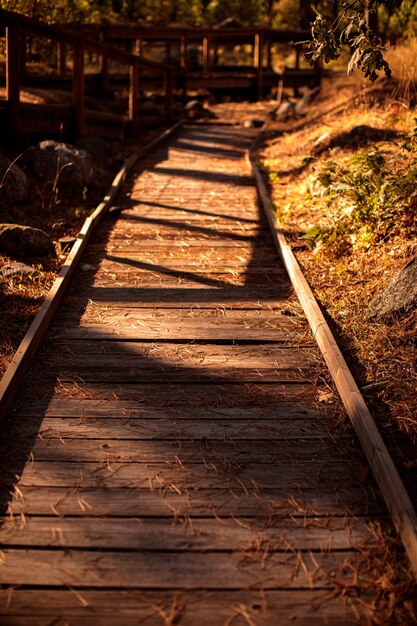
[0,121,183,424]
[250,154,417,581]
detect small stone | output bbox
[244,119,264,128]
[274,100,294,121]
[0,261,38,278]
[0,224,55,258]
[295,86,321,116]
[80,262,94,272]
[367,256,417,321]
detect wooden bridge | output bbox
[0,9,320,143]
[1,113,415,624]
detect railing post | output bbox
[129,56,140,135]
[180,31,188,104]
[254,31,264,100]
[164,66,173,121]
[135,38,142,57]
[6,20,21,138]
[203,35,211,73]
[99,29,108,95]
[166,43,172,64]
[57,42,67,76]
[72,42,85,136]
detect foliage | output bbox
[306,130,417,255]
[0,0,285,25]
[301,2,396,81]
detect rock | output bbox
[0,261,38,278]
[243,119,264,128]
[185,100,215,120]
[29,140,94,192]
[0,224,55,258]
[295,86,321,116]
[273,100,294,121]
[367,256,417,321]
[0,152,28,203]
[75,137,110,162]
[185,100,204,120]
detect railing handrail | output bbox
[61,23,311,42]
[0,8,172,73]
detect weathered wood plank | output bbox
[49,325,309,344]
[13,382,320,407]
[33,343,316,382]
[62,295,291,310]
[8,459,369,489]
[8,417,331,440]
[86,270,287,285]
[1,486,384,517]
[0,549,367,589]
[0,516,374,550]
[54,308,306,327]
[15,438,356,464]
[0,590,360,626]
[70,286,293,304]
[40,342,313,360]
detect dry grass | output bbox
[385,38,417,105]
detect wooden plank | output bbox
[93,258,282,272]
[8,417,340,440]
[13,382,319,407]
[71,287,292,305]
[10,460,370,489]
[53,308,307,331]
[0,516,374,550]
[50,323,306,344]
[18,438,354,464]
[12,393,319,418]
[1,486,384,518]
[31,365,312,383]
[252,157,417,580]
[0,590,359,626]
[79,274,290,291]
[36,344,315,379]
[0,549,368,589]
[63,296,292,309]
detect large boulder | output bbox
[29,141,94,192]
[367,256,417,321]
[0,152,28,203]
[0,224,55,258]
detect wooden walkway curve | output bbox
[0,124,387,624]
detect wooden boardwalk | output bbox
[0,125,385,624]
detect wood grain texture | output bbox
[0,590,359,626]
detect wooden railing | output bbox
[0,9,174,139]
[64,25,315,101]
